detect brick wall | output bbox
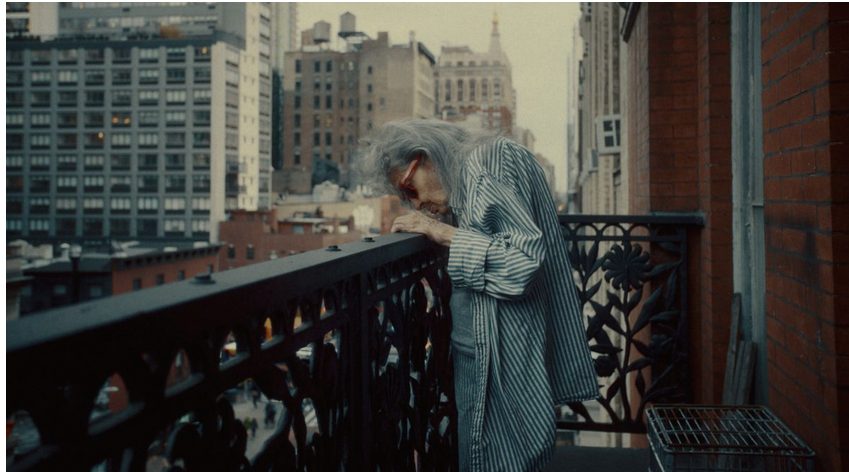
[761,3,849,471]
[628,3,732,406]
[695,3,733,404]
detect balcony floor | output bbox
[547,446,650,472]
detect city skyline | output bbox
[299,2,581,193]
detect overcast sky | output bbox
[298,2,581,193]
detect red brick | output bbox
[801,175,832,201]
[814,85,831,115]
[779,124,803,150]
[800,118,830,147]
[798,4,830,37]
[801,55,831,93]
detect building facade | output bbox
[574,2,625,216]
[434,15,517,136]
[622,3,849,470]
[5,3,278,244]
[278,19,435,195]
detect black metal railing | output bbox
[6,234,457,471]
[6,214,703,470]
[557,214,703,434]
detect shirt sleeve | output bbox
[447,171,546,300]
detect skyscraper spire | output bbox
[489,10,502,54]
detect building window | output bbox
[482,78,488,98]
[139,68,159,84]
[166,132,185,148]
[83,197,104,214]
[132,279,142,291]
[177,270,186,281]
[138,175,159,193]
[444,79,451,101]
[138,197,159,214]
[165,111,186,126]
[192,175,210,192]
[139,111,159,127]
[53,198,73,214]
[110,176,132,193]
[85,71,105,86]
[156,274,165,286]
[56,176,78,193]
[469,79,476,101]
[84,154,105,170]
[111,112,132,127]
[111,154,131,171]
[83,176,104,192]
[166,68,186,84]
[165,197,186,213]
[111,132,131,148]
[58,70,78,85]
[166,176,185,193]
[164,154,184,170]
[83,219,103,236]
[193,89,211,104]
[295,59,301,73]
[112,69,131,85]
[56,219,75,236]
[138,219,158,237]
[246,244,255,260]
[29,155,50,170]
[164,219,186,236]
[139,90,159,105]
[111,219,130,236]
[110,197,131,213]
[166,47,186,62]
[166,90,187,104]
[193,110,211,126]
[192,153,210,169]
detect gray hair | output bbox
[356,119,493,207]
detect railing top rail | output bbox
[558,213,705,226]
[7,233,431,357]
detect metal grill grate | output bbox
[647,405,815,472]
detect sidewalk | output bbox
[230,394,318,460]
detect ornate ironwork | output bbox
[6,234,457,471]
[557,214,703,434]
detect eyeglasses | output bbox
[397,156,422,201]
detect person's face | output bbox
[390,153,450,216]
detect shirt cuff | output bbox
[447,228,489,292]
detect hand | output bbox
[391,211,456,247]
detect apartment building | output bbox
[278,16,435,195]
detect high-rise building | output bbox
[6,2,59,39]
[277,16,435,195]
[271,3,298,170]
[5,3,281,244]
[574,2,623,215]
[434,14,517,136]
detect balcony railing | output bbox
[7,214,702,470]
[7,234,457,471]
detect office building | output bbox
[6,3,279,244]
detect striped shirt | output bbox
[447,137,599,471]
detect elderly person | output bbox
[362,119,598,471]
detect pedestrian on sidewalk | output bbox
[264,402,276,428]
[361,119,599,471]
